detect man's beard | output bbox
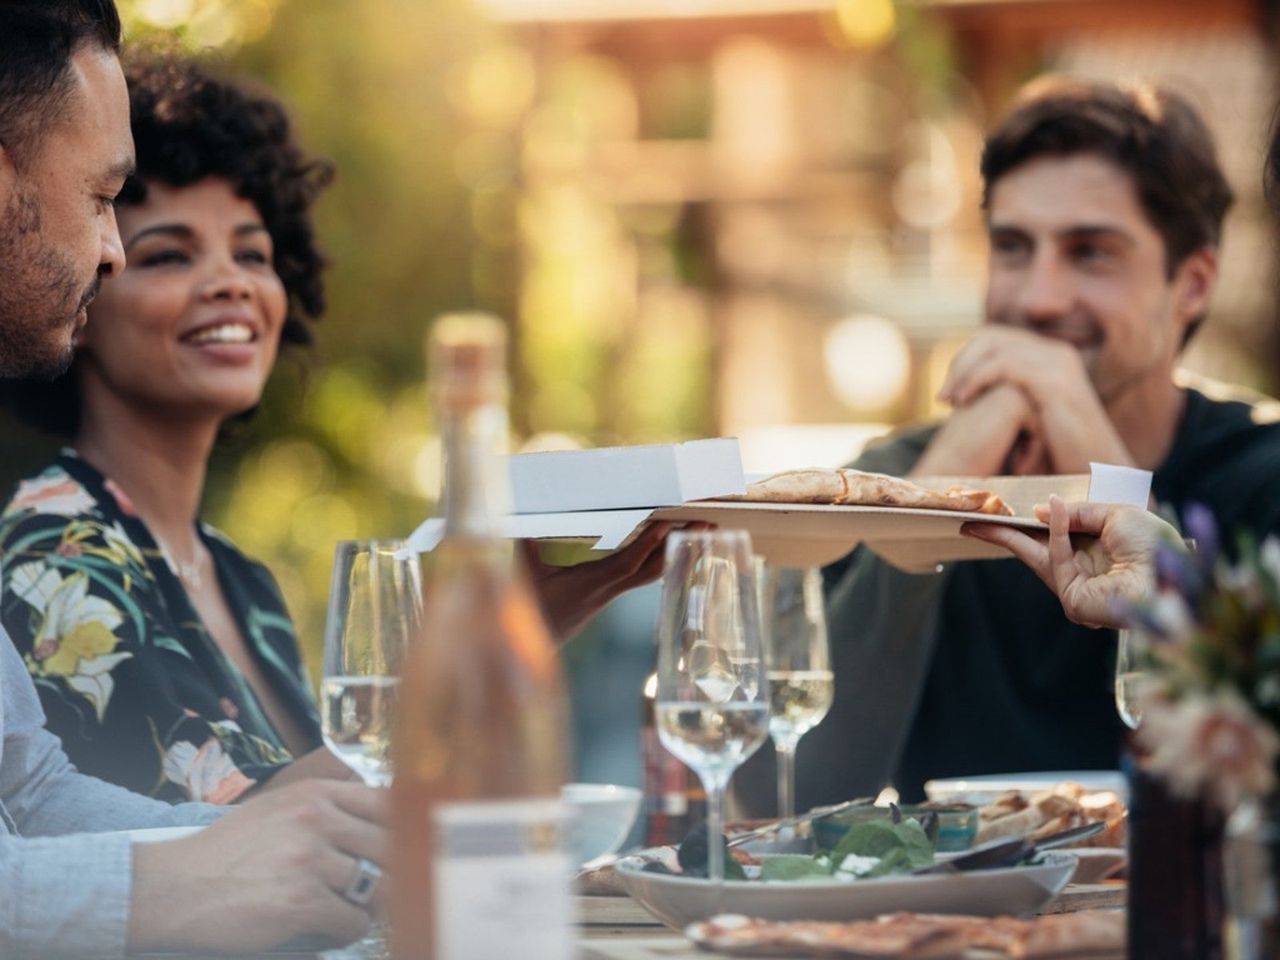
[0,188,89,380]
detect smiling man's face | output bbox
[983,152,1206,405]
[0,43,132,379]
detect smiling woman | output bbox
[0,51,347,803]
[82,178,288,423]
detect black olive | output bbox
[676,823,746,879]
[677,823,711,876]
[919,810,940,846]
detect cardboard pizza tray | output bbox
[408,466,1151,573]
[651,499,1048,570]
[647,472,1096,571]
[509,438,745,513]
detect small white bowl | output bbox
[563,782,642,867]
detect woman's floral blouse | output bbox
[0,451,322,804]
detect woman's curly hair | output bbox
[0,51,334,435]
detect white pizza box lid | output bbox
[508,438,745,514]
[406,461,1151,572]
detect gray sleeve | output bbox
[794,426,953,805]
[1,632,222,958]
[0,831,133,959]
[2,633,222,836]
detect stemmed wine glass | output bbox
[759,564,833,818]
[1114,629,1152,730]
[654,529,769,883]
[321,539,421,787]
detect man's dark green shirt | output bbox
[797,385,1280,806]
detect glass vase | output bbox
[1224,792,1280,960]
[1126,752,1225,960]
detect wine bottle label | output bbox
[642,725,703,846]
[661,792,689,815]
[432,798,573,959]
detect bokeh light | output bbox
[135,0,195,28]
[835,0,897,50]
[823,314,912,413]
[123,0,280,47]
[448,43,538,129]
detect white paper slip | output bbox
[1087,463,1153,508]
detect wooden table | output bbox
[573,882,1128,959]
[129,884,1127,959]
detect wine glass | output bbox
[1114,629,1151,730]
[654,529,769,883]
[321,539,421,787]
[759,564,833,818]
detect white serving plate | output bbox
[924,770,1128,806]
[614,850,1075,930]
[1065,847,1127,884]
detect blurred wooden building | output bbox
[480,0,1280,470]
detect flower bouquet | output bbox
[1125,503,1280,811]
[1123,504,1280,960]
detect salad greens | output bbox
[662,816,938,882]
[758,818,935,882]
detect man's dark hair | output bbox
[981,76,1233,345]
[0,0,122,167]
[0,51,333,437]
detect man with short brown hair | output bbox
[799,77,1280,807]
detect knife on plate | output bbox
[912,819,1108,875]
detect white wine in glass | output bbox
[321,675,400,785]
[321,539,420,787]
[655,531,769,883]
[760,565,833,818]
[1114,629,1152,730]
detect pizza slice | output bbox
[730,468,1014,516]
[685,913,971,958]
[685,910,1124,958]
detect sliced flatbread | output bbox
[1019,911,1127,957]
[685,909,1124,958]
[731,468,1014,516]
[975,785,1127,849]
[685,913,972,958]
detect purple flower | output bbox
[1183,503,1219,571]
[1155,543,1203,603]
[1115,595,1181,642]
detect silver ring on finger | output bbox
[342,856,381,907]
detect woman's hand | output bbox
[963,495,1175,629]
[249,745,361,797]
[520,521,674,643]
